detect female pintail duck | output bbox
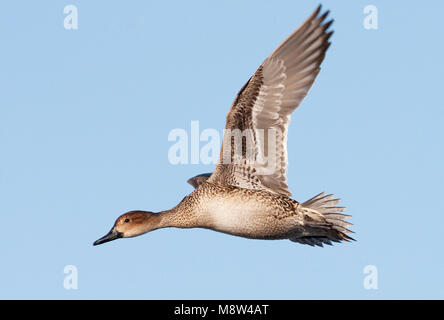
[94,6,353,247]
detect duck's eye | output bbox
[124,218,130,223]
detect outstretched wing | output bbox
[208,6,333,197]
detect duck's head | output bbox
[93,210,159,246]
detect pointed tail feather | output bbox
[290,192,354,247]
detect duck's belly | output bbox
[201,190,297,239]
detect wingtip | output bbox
[310,4,323,20]
[320,9,330,21]
[323,19,335,31]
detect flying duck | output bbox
[94,6,353,247]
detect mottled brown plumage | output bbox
[94,6,353,248]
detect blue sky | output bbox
[1,0,443,299]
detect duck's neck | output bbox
[147,206,199,230]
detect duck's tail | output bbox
[290,192,354,247]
